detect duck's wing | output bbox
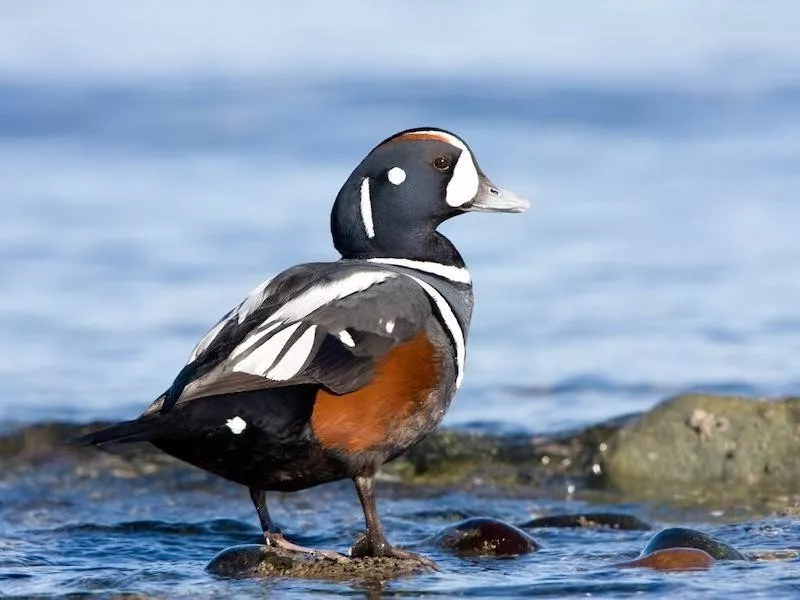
[151,262,453,414]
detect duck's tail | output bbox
[75,418,161,446]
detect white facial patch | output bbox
[225,416,247,434]
[387,167,406,185]
[385,319,395,334]
[360,177,375,239]
[445,149,479,207]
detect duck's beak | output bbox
[466,175,529,213]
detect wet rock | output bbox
[521,512,652,531]
[206,544,433,580]
[432,517,540,557]
[612,548,715,571]
[642,527,746,561]
[602,394,800,496]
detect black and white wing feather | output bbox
[155,263,441,413]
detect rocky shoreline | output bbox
[4,392,800,580]
[3,393,800,507]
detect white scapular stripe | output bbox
[229,321,281,359]
[367,257,471,284]
[235,278,273,323]
[232,322,303,376]
[187,277,273,363]
[266,325,318,380]
[405,275,466,389]
[360,177,375,238]
[225,416,247,434]
[230,270,395,379]
[188,318,227,362]
[267,270,395,324]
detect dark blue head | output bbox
[331,128,528,264]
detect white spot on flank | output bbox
[338,330,355,347]
[226,416,247,434]
[385,320,395,334]
[387,166,406,185]
[360,177,375,239]
[367,258,471,284]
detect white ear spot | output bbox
[225,416,247,434]
[385,319,396,334]
[387,167,406,185]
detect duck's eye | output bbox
[432,155,451,171]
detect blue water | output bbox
[2,3,800,597]
[3,74,800,430]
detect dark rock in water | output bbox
[642,527,746,561]
[602,394,800,496]
[521,512,652,531]
[611,547,715,571]
[206,544,434,580]
[432,517,540,557]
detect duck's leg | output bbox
[350,476,436,567]
[248,488,346,561]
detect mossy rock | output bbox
[206,545,434,580]
[602,394,800,496]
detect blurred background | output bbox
[1,1,799,432]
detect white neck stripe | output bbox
[360,177,375,239]
[367,258,471,284]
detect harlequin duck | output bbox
[80,128,528,563]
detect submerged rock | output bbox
[521,512,652,531]
[612,547,715,571]
[432,517,540,557]
[206,544,434,580]
[602,394,800,495]
[641,527,746,561]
